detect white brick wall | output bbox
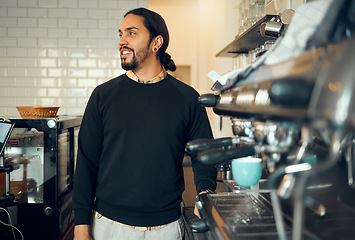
[0,0,148,117]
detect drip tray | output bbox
[199,192,293,240]
[199,190,355,240]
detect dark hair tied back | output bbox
[125,8,176,72]
[161,52,176,72]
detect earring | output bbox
[153,47,158,52]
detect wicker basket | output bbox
[16,106,60,119]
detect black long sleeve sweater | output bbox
[73,74,216,227]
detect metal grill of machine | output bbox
[199,193,292,240]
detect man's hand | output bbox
[74,225,92,240]
[194,204,200,218]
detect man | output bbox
[73,8,216,240]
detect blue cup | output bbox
[231,157,262,186]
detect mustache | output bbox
[120,46,134,52]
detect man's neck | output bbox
[132,59,162,82]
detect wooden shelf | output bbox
[216,15,277,57]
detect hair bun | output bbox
[162,52,176,72]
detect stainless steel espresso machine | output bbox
[185,0,355,239]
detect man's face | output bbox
[118,14,152,71]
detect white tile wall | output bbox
[0,0,148,117]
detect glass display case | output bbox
[5,130,44,204]
[1,117,82,240]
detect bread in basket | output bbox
[16,106,60,119]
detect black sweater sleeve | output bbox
[188,93,217,194]
[73,87,103,225]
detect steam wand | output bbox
[292,131,346,240]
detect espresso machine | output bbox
[185,0,355,239]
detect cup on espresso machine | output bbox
[231,157,262,187]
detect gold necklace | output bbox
[126,68,167,84]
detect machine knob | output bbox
[198,94,219,107]
[44,207,53,216]
[191,218,209,233]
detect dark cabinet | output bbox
[3,117,81,240]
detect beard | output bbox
[121,47,150,71]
